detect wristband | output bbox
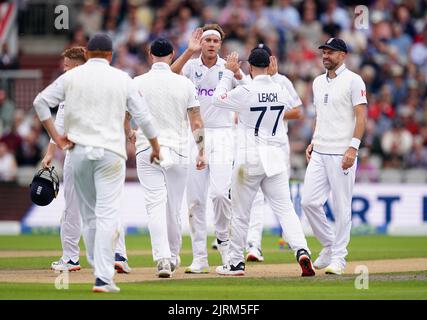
[349,137,361,150]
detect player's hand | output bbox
[225,52,241,74]
[305,143,313,162]
[41,154,53,169]
[342,147,357,170]
[268,56,278,76]
[196,153,207,170]
[56,135,74,151]
[150,146,161,164]
[127,130,137,144]
[188,28,203,53]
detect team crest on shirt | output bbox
[195,71,203,78]
[324,93,329,104]
[218,71,223,80]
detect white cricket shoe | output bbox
[92,278,120,293]
[157,258,172,278]
[51,259,81,272]
[325,262,344,275]
[246,246,264,262]
[185,261,210,274]
[217,239,230,266]
[313,248,332,270]
[216,262,245,276]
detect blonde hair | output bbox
[62,47,87,63]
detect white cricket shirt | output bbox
[213,70,293,176]
[133,62,200,157]
[182,55,241,128]
[312,64,367,155]
[33,58,157,159]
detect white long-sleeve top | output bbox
[182,55,243,128]
[213,69,294,176]
[33,58,157,159]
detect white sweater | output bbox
[34,58,157,159]
[312,64,367,154]
[133,62,200,156]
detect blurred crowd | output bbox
[1,0,426,183]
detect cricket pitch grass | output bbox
[0,234,426,300]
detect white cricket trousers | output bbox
[69,145,125,284]
[187,128,233,265]
[246,142,290,250]
[301,151,357,268]
[246,190,264,250]
[136,148,187,265]
[229,167,309,266]
[60,153,128,263]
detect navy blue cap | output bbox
[248,48,270,67]
[150,38,174,57]
[87,33,113,52]
[318,38,348,53]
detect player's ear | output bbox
[169,50,175,63]
[107,51,113,63]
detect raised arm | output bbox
[170,28,202,74]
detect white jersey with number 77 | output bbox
[213,69,293,176]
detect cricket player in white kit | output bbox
[302,38,367,275]
[243,47,303,263]
[34,34,160,293]
[171,25,244,273]
[42,47,132,274]
[133,38,206,278]
[213,49,315,277]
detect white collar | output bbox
[197,55,221,68]
[87,58,110,65]
[326,63,346,82]
[252,74,272,82]
[151,62,171,71]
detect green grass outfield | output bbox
[0,234,426,300]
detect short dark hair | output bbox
[202,23,225,40]
[61,47,87,63]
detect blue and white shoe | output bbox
[92,278,120,293]
[114,253,132,274]
[51,259,81,272]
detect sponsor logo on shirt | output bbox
[361,89,366,97]
[197,87,215,96]
[218,71,223,80]
[195,71,203,78]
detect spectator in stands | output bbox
[0,141,17,182]
[0,120,22,156]
[356,148,380,183]
[15,127,42,166]
[0,43,19,70]
[298,0,322,51]
[77,0,104,38]
[404,136,427,169]
[0,88,15,134]
[381,120,413,168]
